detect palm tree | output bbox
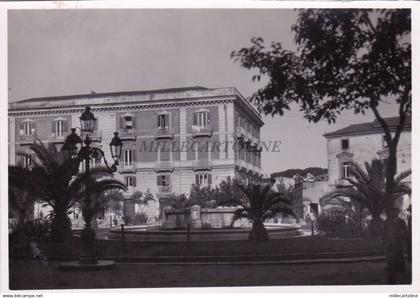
[320,159,411,236]
[275,181,300,222]
[17,141,126,254]
[231,183,295,242]
[128,190,156,213]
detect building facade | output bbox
[322,116,411,212]
[8,86,264,224]
[287,117,411,220]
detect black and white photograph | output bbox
[2,1,419,294]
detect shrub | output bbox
[316,209,364,238]
[122,215,132,225]
[10,219,51,238]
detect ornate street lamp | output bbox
[79,106,96,133]
[109,132,123,167]
[60,106,125,270]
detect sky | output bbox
[8,9,401,175]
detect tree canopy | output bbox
[232,9,411,211]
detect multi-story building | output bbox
[324,117,411,188]
[292,116,411,220]
[8,86,264,223]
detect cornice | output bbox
[8,98,234,117]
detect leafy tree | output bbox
[319,159,411,236]
[128,190,156,213]
[272,167,327,179]
[164,193,189,209]
[189,184,218,208]
[99,189,124,218]
[232,9,411,212]
[231,183,295,242]
[215,176,244,207]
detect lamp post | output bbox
[60,106,123,270]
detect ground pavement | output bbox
[9,259,412,289]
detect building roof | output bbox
[9,86,264,126]
[17,86,210,103]
[324,116,411,138]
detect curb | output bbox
[116,256,387,265]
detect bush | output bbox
[134,212,148,225]
[10,219,51,239]
[316,210,365,238]
[122,216,132,225]
[9,219,51,258]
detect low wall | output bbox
[161,206,248,229]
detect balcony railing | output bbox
[192,159,212,171]
[336,178,353,188]
[158,185,172,193]
[117,128,137,140]
[192,124,213,137]
[120,162,137,173]
[18,132,37,144]
[81,130,102,143]
[155,127,174,139]
[235,127,247,139]
[50,132,66,143]
[154,161,174,172]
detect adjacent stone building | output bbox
[8,86,264,224]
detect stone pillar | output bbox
[190,205,201,229]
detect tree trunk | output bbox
[49,209,73,260]
[384,144,398,212]
[368,215,384,239]
[248,221,270,242]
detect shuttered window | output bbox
[126,176,137,187]
[195,173,212,186]
[124,149,134,166]
[157,175,171,186]
[193,111,210,127]
[52,120,67,137]
[157,114,170,128]
[21,121,35,136]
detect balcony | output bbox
[335,178,353,188]
[158,185,172,193]
[192,124,213,138]
[50,132,66,143]
[119,162,137,173]
[192,159,212,171]
[235,127,247,139]
[117,128,137,141]
[18,132,37,144]
[82,130,102,143]
[155,127,174,139]
[154,161,174,173]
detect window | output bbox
[53,120,65,137]
[193,111,210,127]
[23,121,35,136]
[341,139,349,150]
[124,149,133,166]
[157,114,170,129]
[342,162,351,178]
[124,116,133,129]
[237,113,240,126]
[157,175,170,186]
[24,155,32,168]
[125,176,137,187]
[195,173,212,186]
